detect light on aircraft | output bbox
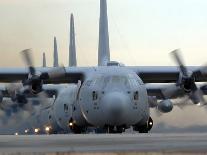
[45,126,51,133]
[15,132,19,136]
[24,129,29,134]
[197,103,202,106]
[34,128,40,134]
[69,122,73,127]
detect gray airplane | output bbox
[20,13,79,134]
[1,0,207,134]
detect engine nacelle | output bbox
[178,72,194,93]
[158,99,173,113]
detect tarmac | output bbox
[0,133,207,154]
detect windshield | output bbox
[103,75,130,88]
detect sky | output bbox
[1,0,207,67]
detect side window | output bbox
[128,74,141,87]
[64,104,69,113]
[134,91,139,100]
[92,91,98,100]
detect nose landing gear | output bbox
[133,117,153,133]
[95,125,126,133]
[105,125,126,133]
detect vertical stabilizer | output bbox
[43,52,46,67]
[69,14,77,67]
[53,37,59,67]
[98,0,110,66]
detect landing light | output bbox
[149,122,153,126]
[15,132,19,136]
[34,128,40,133]
[24,129,29,134]
[69,122,73,127]
[45,126,51,132]
[197,103,202,106]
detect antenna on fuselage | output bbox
[69,13,77,67]
[53,37,59,67]
[98,0,110,66]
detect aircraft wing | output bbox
[0,66,206,84]
[146,83,207,100]
[146,83,185,99]
[128,66,207,83]
[0,67,91,83]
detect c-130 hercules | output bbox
[1,0,207,134]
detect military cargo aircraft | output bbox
[1,0,207,134]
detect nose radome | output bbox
[102,92,129,125]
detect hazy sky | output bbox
[1,0,207,67]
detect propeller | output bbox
[0,48,62,125]
[21,49,35,76]
[21,49,66,94]
[170,49,207,105]
[4,49,65,111]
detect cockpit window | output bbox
[102,75,130,88]
[111,76,128,85]
[91,75,131,89]
[128,74,140,87]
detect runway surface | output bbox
[0,133,207,154]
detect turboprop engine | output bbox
[157,99,173,113]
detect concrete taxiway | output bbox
[0,133,207,153]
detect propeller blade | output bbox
[171,49,188,77]
[21,49,35,76]
[172,96,190,109]
[192,65,207,78]
[190,89,207,105]
[6,83,23,101]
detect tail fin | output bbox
[53,37,59,67]
[69,14,77,67]
[43,52,46,67]
[98,0,110,66]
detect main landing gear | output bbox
[95,125,126,134]
[133,117,153,133]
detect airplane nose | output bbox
[101,92,129,125]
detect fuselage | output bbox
[78,67,149,128]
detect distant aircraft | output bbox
[42,52,47,67]
[1,0,207,134]
[21,13,79,134]
[0,13,79,135]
